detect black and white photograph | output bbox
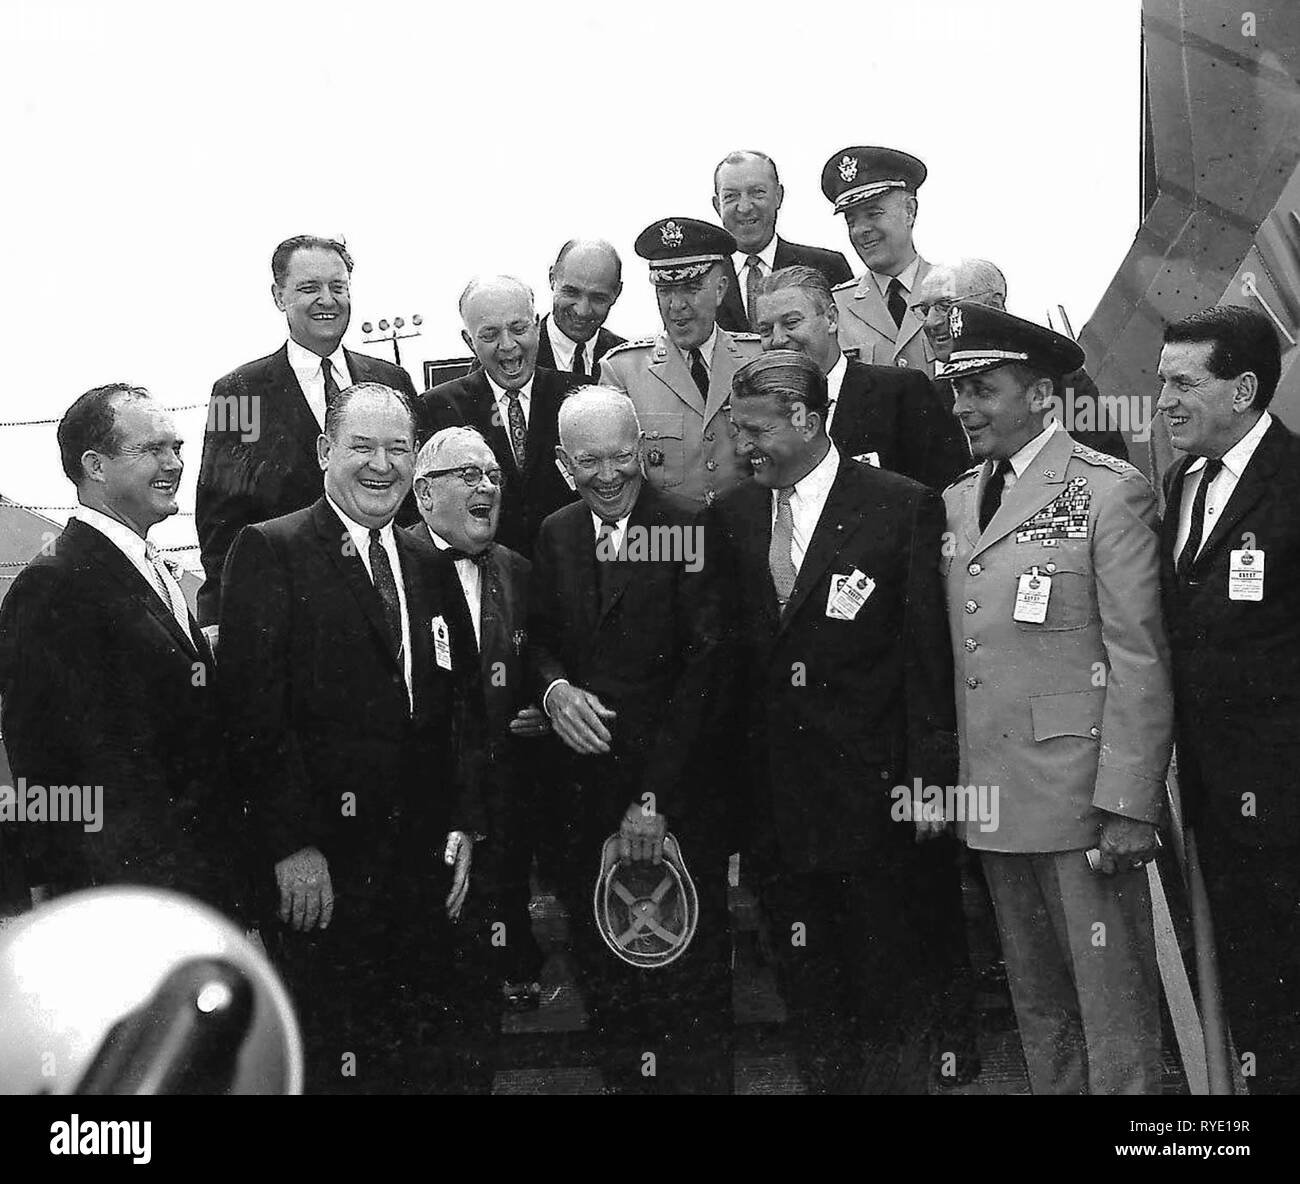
[0,0,1295,1161]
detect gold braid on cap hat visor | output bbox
[936,350,1031,379]
[834,178,909,213]
[649,256,724,285]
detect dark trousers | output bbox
[756,860,943,1094]
[1199,839,1300,1094]
[550,791,734,1094]
[271,886,497,1095]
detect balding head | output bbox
[459,275,540,391]
[916,258,1009,360]
[555,386,644,523]
[549,240,623,346]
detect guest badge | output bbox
[826,568,875,620]
[1228,549,1264,601]
[1013,566,1052,623]
[432,615,453,669]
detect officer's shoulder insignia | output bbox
[945,465,981,492]
[603,337,656,359]
[1070,442,1137,476]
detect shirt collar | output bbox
[486,372,534,403]
[825,352,848,403]
[287,336,347,380]
[591,509,632,539]
[326,492,395,550]
[677,325,718,370]
[1005,420,1059,479]
[780,442,840,504]
[546,314,589,369]
[73,505,151,563]
[732,236,779,274]
[871,255,920,297]
[1187,411,1272,479]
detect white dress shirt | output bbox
[675,325,718,374]
[326,495,412,708]
[288,337,352,431]
[732,237,779,315]
[1174,411,1273,563]
[980,420,1060,509]
[823,352,849,435]
[73,505,194,644]
[427,528,483,649]
[869,255,921,303]
[772,444,840,572]
[546,315,595,376]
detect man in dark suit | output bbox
[915,258,1130,461]
[529,386,733,1092]
[713,149,853,333]
[754,264,969,489]
[1157,305,1300,1094]
[712,351,959,1093]
[218,381,485,1094]
[536,239,626,382]
[196,234,418,630]
[419,275,580,558]
[410,425,550,1009]
[0,384,232,910]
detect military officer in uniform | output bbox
[821,147,934,374]
[598,217,762,506]
[940,302,1173,1095]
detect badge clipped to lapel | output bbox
[1013,566,1052,623]
[593,833,698,969]
[1228,548,1265,601]
[431,614,453,670]
[826,568,875,620]
[852,452,881,468]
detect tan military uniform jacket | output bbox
[599,328,762,506]
[941,428,1173,853]
[833,257,934,373]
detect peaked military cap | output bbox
[936,301,1086,379]
[634,217,737,285]
[821,146,927,213]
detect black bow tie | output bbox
[446,546,490,567]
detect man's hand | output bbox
[619,802,666,865]
[1094,812,1160,875]
[201,624,219,655]
[546,683,616,755]
[507,704,551,739]
[444,831,473,920]
[275,846,333,931]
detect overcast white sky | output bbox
[0,0,1140,561]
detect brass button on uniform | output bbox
[964,600,978,614]
[1089,726,1100,738]
[706,460,717,471]
[1045,562,1057,573]
[968,562,982,576]
[704,431,715,442]
[966,676,980,689]
[964,638,977,652]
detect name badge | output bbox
[826,568,875,620]
[555,456,577,492]
[1013,568,1052,623]
[431,615,453,670]
[1228,549,1264,601]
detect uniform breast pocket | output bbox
[640,412,685,488]
[1014,561,1095,631]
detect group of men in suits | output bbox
[2,137,1296,1097]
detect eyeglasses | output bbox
[420,465,506,487]
[910,290,1001,318]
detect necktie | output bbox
[769,488,797,610]
[505,390,527,469]
[978,459,1012,532]
[1177,458,1224,577]
[322,356,341,408]
[143,542,194,644]
[368,528,404,664]
[447,546,490,567]
[886,276,907,329]
[571,346,587,378]
[689,348,709,399]
[595,520,619,606]
[745,254,763,328]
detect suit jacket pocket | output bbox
[640,412,685,488]
[1030,688,1104,742]
[1014,563,1094,631]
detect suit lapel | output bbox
[271,345,324,474]
[828,362,872,453]
[522,370,562,486]
[844,273,897,347]
[396,528,431,711]
[719,257,749,331]
[779,459,868,633]
[312,500,401,670]
[1162,456,1193,568]
[595,488,657,626]
[462,370,516,474]
[648,333,705,416]
[707,330,748,426]
[970,430,1073,559]
[892,258,931,360]
[1194,418,1287,570]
